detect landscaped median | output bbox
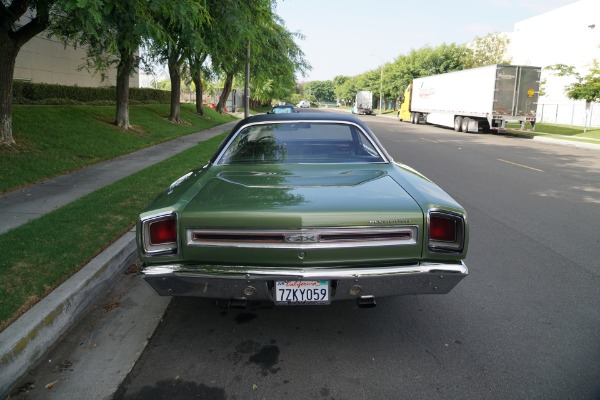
[0,132,226,332]
[504,122,600,145]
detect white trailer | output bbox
[353,91,374,115]
[400,65,541,132]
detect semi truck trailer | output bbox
[352,91,374,115]
[397,65,541,132]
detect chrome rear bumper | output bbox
[141,262,468,302]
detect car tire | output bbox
[454,116,463,132]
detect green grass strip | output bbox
[0,133,226,331]
[506,122,600,140]
[1,104,236,193]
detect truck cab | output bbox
[397,84,412,122]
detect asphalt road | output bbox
[114,112,600,400]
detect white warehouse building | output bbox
[510,0,600,127]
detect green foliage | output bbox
[0,133,227,330]
[381,43,468,100]
[248,15,310,101]
[12,81,170,104]
[462,32,511,69]
[1,104,235,192]
[329,43,473,105]
[565,61,600,103]
[333,75,357,105]
[204,0,309,109]
[545,62,600,103]
[305,80,335,102]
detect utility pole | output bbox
[379,66,383,115]
[244,41,250,118]
[371,54,384,115]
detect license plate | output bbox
[275,280,330,305]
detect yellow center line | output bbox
[498,159,544,172]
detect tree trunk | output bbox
[216,73,233,114]
[168,58,181,122]
[115,49,134,129]
[0,35,18,146]
[192,72,203,115]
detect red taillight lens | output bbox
[429,216,456,242]
[149,218,177,244]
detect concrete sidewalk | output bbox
[0,120,237,397]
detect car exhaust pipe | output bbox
[357,295,376,308]
[228,297,248,309]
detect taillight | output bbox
[150,218,177,245]
[142,214,178,256]
[428,211,464,252]
[430,215,456,242]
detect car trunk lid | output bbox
[179,166,424,266]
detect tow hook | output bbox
[357,295,376,308]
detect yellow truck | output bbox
[397,65,541,132]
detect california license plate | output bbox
[275,280,330,305]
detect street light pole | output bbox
[379,66,383,115]
[371,54,384,115]
[244,41,250,119]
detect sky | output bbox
[274,0,579,82]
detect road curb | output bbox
[531,135,600,150]
[0,229,137,396]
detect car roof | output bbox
[227,112,373,138]
[238,112,366,126]
[211,113,387,164]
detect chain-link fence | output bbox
[537,101,600,128]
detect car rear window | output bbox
[217,122,386,165]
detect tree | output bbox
[1,0,57,146]
[207,0,264,114]
[305,80,334,103]
[146,1,209,122]
[188,53,210,115]
[462,32,511,69]
[387,43,468,100]
[333,75,358,106]
[546,62,600,103]
[55,0,205,128]
[207,0,308,114]
[249,16,309,103]
[564,61,600,103]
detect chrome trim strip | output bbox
[186,226,418,249]
[142,261,467,279]
[427,209,466,253]
[140,261,468,299]
[141,212,179,256]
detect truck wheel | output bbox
[454,116,463,132]
[412,113,420,124]
[461,117,470,133]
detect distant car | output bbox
[297,100,310,108]
[267,105,297,114]
[136,113,469,307]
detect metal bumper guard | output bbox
[141,262,468,302]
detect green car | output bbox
[136,113,468,307]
